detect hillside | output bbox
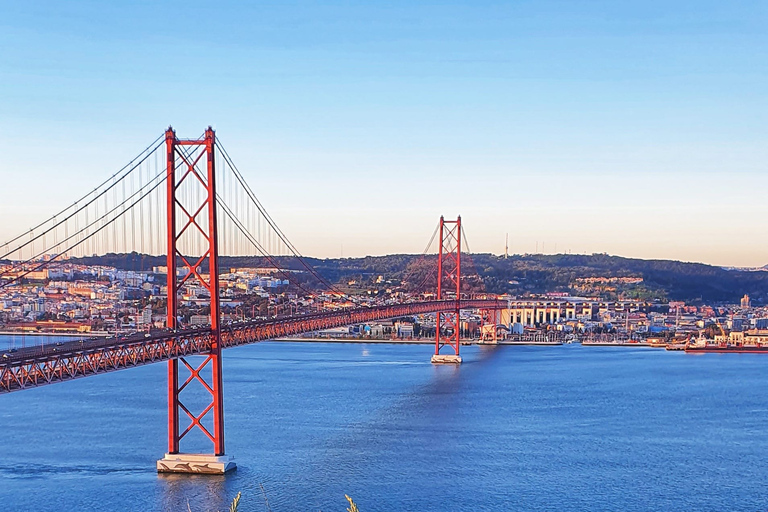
[68,252,768,304]
[468,253,768,303]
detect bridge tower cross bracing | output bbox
[156,127,235,474]
[480,308,500,343]
[432,215,463,364]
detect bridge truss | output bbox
[0,299,505,395]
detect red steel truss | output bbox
[165,127,225,456]
[0,299,507,394]
[435,216,462,357]
[480,308,500,342]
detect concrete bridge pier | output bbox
[431,354,462,364]
[157,453,236,474]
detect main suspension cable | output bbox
[216,139,341,294]
[0,134,165,261]
[0,174,168,288]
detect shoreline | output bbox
[273,337,565,346]
[486,340,564,346]
[581,342,653,347]
[273,337,435,344]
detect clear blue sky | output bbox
[1,1,766,266]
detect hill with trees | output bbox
[70,252,768,304]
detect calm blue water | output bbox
[1,340,767,512]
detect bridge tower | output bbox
[156,127,235,474]
[480,308,500,343]
[432,216,463,364]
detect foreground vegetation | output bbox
[217,491,359,512]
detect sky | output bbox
[0,1,766,266]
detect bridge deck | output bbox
[0,299,505,393]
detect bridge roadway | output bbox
[0,298,506,393]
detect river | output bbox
[1,339,766,511]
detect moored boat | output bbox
[685,343,768,354]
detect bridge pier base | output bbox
[431,354,462,364]
[156,453,236,475]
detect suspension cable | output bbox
[0,174,168,289]
[0,168,167,278]
[217,195,318,298]
[216,139,341,293]
[0,134,165,261]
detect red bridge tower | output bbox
[156,127,236,474]
[432,216,463,364]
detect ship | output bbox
[684,326,768,353]
[684,343,768,354]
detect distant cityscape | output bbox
[3,254,767,350]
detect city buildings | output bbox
[2,257,766,346]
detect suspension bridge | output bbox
[0,127,506,474]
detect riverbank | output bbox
[581,341,653,347]
[274,337,435,344]
[273,337,564,346]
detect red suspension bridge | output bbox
[0,127,507,474]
